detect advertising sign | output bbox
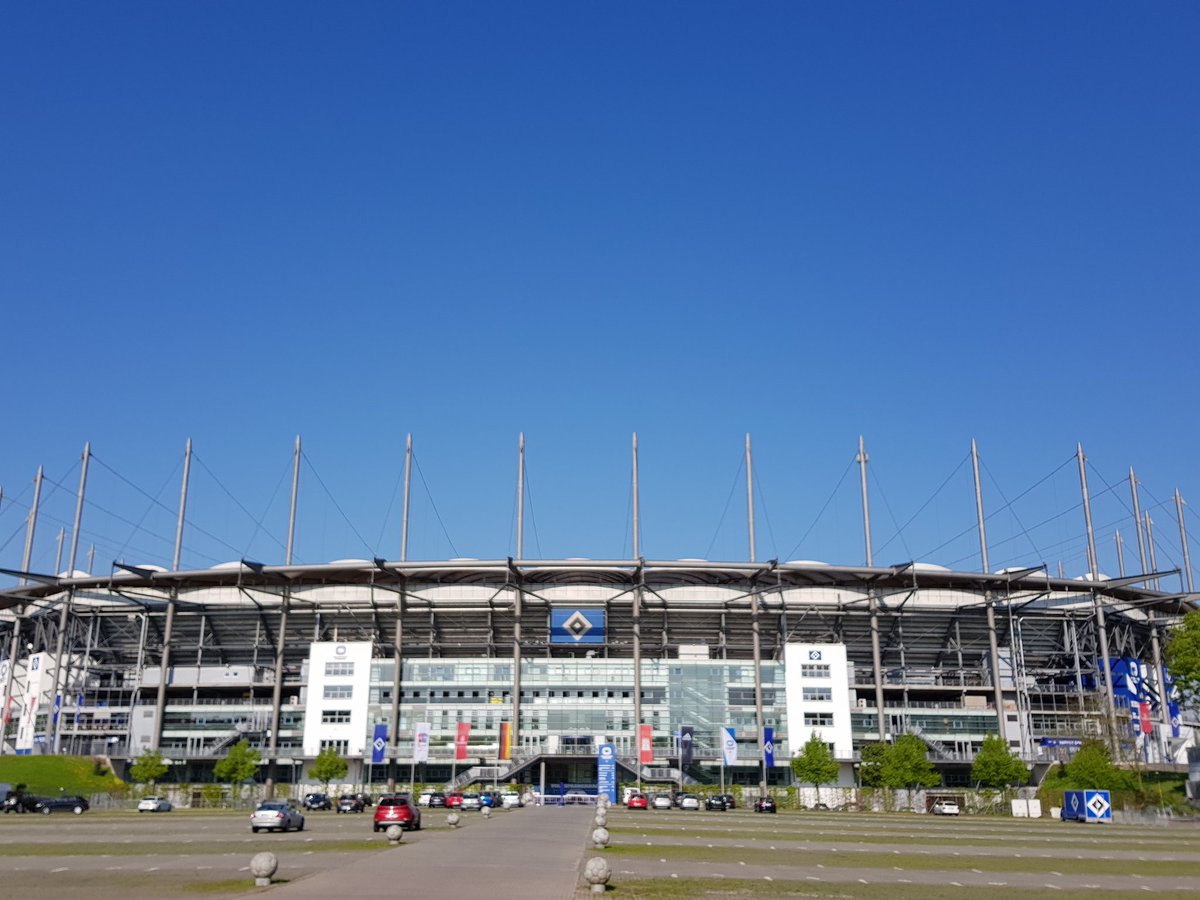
[638,724,653,763]
[499,721,512,760]
[1139,701,1152,734]
[597,742,617,804]
[763,726,775,768]
[455,722,471,761]
[550,608,606,645]
[680,725,694,768]
[414,722,431,763]
[721,726,738,766]
[371,723,388,764]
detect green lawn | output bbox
[0,755,125,796]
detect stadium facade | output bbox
[0,437,1194,793]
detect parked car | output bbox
[336,794,365,813]
[753,796,777,814]
[480,791,501,808]
[34,795,90,815]
[717,793,736,809]
[373,795,421,831]
[427,791,447,808]
[460,793,482,811]
[679,794,701,810]
[445,791,464,809]
[627,792,648,810]
[651,793,673,810]
[932,800,960,816]
[500,791,523,809]
[705,795,727,811]
[137,796,172,813]
[302,792,332,811]
[3,792,39,814]
[356,792,374,807]
[250,800,305,833]
[417,790,434,807]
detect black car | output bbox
[717,793,736,809]
[705,795,728,811]
[336,794,365,813]
[34,795,90,815]
[427,791,447,808]
[3,792,39,814]
[753,796,777,813]
[303,792,332,811]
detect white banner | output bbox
[414,722,431,763]
[721,726,738,766]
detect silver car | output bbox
[250,800,305,833]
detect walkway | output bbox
[268,805,595,899]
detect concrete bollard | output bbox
[584,856,611,893]
[593,810,608,828]
[385,824,403,845]
[481,806,491,819]
[447,812,460,828]
[591,825,610,849]
[250,851,278,887]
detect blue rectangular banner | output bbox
[763,726,775,768]
[371,723,388,764]
[597,743,617,803]
[550,608,606,645]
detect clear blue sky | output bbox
[2,2,1197,584]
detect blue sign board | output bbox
[551,608,606,645]
[763,726,775,768]
[1062,789,1111,823]
[371,723,388,764]
[596,743,617,803]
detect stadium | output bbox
[1,436,1195,797]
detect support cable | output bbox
[301,451,375,559]
[704,451,745,559]
[875,452,970,559]
[411,451,459,558]
[782,454,855,561]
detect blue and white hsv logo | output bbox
[550,608,606,645]
[808,650,822,661]
[1085,790,1111,820]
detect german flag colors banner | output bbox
[499,721,512,760]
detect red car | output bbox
[627,792,648,810]
[373,795,422,832]
[445,791,464,809]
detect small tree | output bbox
[880,733,941,810]
[311,746,348,795]
[971,734,1028,791]
[213,739,261,787]
[1063,738,1120,789]
[791,732,841,804]
[858,741,888,788]
[130,748,169,789]
[1164,608,1200,702]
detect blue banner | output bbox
[550,608,606,645]
[52,693,61,727]
[597,743,617,803]
[763,726,775,768]
[371,723,388,764]
[1170,702,1181,738]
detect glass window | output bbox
[323,684,353,700]
[325,661,355,677]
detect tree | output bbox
[311,746,348,794]
[791,732,841,803]
[971,734,1028,790]
[880,734,941,809]
[858,741,888,788]
[213,739,261,786]
[1063,738,1120,789]
[130,748,169,787]
[1164,608,1200,702]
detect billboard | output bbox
[550,608,605,645]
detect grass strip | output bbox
[604,842,1200,877]
[0,839,385,857]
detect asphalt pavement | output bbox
[267,804,596,899]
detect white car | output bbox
[460,793,482,810]
[500,792,523,808]
[651,793,673,810]
[932,800,960,816]
[137,796,172,813]
[417,791,434,807]
[679,794,701,810]
[250,800,305,833]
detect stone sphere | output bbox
[584,856,611,892]
[481,806,491,819]
[593,811,608,828]
[447,811,460,828]
[385,824,403,843]
[250,851,278,879]
[591,826,610,848]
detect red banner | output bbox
[499,722,511,760]
[455,722,471,760]
[638,723,653,763]
[1140,702,1152,734]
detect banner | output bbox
[1169,702,1181,739]
[455,722,471,761]
[1139,702,1152,734]
[52,694,61,727]
[499,722,512,760]
[638,723,653,763]
[597,743,617,803]
[680,725,694,768]
[414,722,431,763]
[371,723,388,764]
[763,726,775,769]
[721,726,738,766]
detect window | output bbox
[804,712,834,727]
[325,661,355,677]
[319,739,349,755]
[801,664,831,678]
[324,684,353,700]
[802,687,832,702]
[321,709,352,724]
